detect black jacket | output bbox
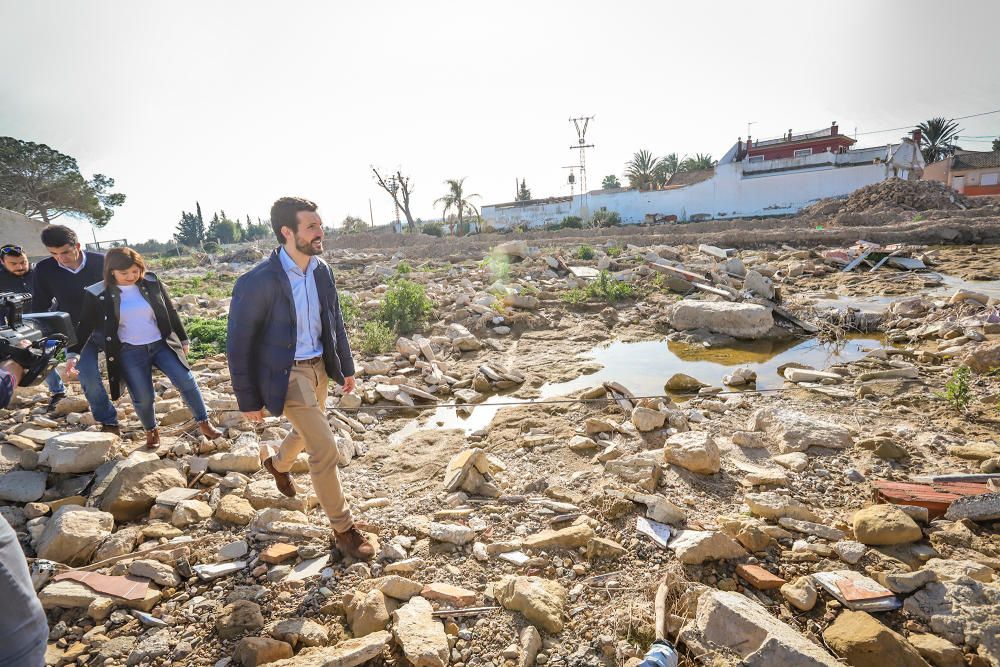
[0,266,34,310]
[77,273,189,401]
[227,249,355,416]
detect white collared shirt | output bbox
[58,251,88,274]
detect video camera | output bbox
[0,292,76,386]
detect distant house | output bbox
[0,207,49,258]
[923,150,1000,196]
[482,123,925,229]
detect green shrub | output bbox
[562,270,635,305]
[339,293,359,328]
[936,365,972,412]
[422,222,443,237]
[592,209,622,228]
[396,260,413,275]
[377,279,433,334]
[576,245,595,260]
[561,288,587,305]
[606,245,623,258]
[560,216,583,229]
[203,241,220,253]
[358,320,395,354]
[480,252,511,281]
[183,316,228,359]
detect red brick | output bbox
[736,564,786,590]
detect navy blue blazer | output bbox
[227,248,355,416]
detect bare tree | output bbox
[372,167,416,232]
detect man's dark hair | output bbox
[40,225,78,248]
[270,197,318,244]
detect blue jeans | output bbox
[120,340,209,431]
[76,339,118,426]
[45,368,65,395]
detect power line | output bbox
[854,108,1000,137]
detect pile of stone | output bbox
[841,177,974,214]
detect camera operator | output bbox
[0,243,69,410]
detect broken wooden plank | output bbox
[691,282,736,300]
[842,248,875,272]
[647,262,709,284]
[873,479,991,518]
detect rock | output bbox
[442,448,499,497]
[270,617,329,648]
[853,505,923,545]
[51,395,90,416]
[669,530,747,565]
[961,340,1000,373]
[743,270,774,299]
[495,576,567,634]
[772,452,809,471]
[263,632,391,667]
[233,637,294,666]
[218,540,250,561]
[100,459,186,521]
[631,493,686,525]
[922,558,994,583]
[879,569,937,594]
[823,610,930,667]
[944,492,1000,522]
[523,524,595,550]
[421,582,477,607]
[904,579,1000,664]
[681,590,839,666]
[208,433,262,474]
[907,634,965,667]
[129,559,181,587]
[504,294,539,310]
[777,517,845,541]
[744,491,818,522]
[38,579,160,613]
[39,431,117,473]
[93,525,142,562]
[429,522,475,545]
[215,494,257,525]
[519,625,542,667]
[392,596,449,667]
[833,541,867,565]
[338,393,362,410]
[260,543,298,564]
[669,301,774,339]
[748,407,854,452]
[0,469,47,502]
[780,576,817,611]
[35,506,114,565]
[587,537,626,560]
[494,240,530,259]
[857,436,909,460]
[171,499,213,528]
[348,589,391,637]
[216,600,265,639]
[604,451,661,491]
[663,431,720,474]
[631,407,666,432]
[359,575,424,601]
[127,631,170,665]
[246,478,315,512]
[665,373,707,392]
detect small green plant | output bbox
[377,278,433,334]
[935,365,972,412]
[480,252,511,281]
[560,215,583,229]
[591,209,622,228]
[605,244,623,258]
[396,260,413,275]
[913,212,925,222]
[339,293,359,328]
[358,320,395,354]
[561,288,587,305]
[576,245,595,260]
[183,316,228,360]
[561,270,636,305]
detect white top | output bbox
[59,251,87,274]
[117,285,162,345]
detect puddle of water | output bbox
[811,274,1000,314]
[389,334,884,441]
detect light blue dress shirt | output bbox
[278,248,324,360]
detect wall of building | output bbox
[0,208,49,258]
[484,160,890,229]
[748,136,854,160]
[922,159,950,185]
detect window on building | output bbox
[982,172,999,186]
[747,155,765,163]
[793,148,813,157]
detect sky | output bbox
[2,0,1000,244]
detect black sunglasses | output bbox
[0,245,24,256]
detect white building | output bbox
[482,126,925,229]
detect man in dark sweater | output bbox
[32,226,119,432]
[0,243,68,409]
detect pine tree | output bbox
[174,210,205,246]
[516,179,532,201]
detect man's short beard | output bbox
[294,235,323,256]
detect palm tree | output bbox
[434,178,480,236]
[601,174,622,189]
[652,152,680,188]
[917,117,962,164]
[625,150,659,190]
[679,153,716,172]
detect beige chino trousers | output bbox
[271,359,354,532]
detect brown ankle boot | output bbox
[146,429,160,447]
[198,421,223,439]
[334,526,376,560]
[263,456,296,498]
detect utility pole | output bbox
[569,116,595,219]
[385,175,401,232]
[368,198,375,230]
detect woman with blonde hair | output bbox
[77,247,222,446]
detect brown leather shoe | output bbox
[334,526,376,560]
[146,429,160,447]
[101,424,121,435]
[263,456,296,498]
[198,420,223,440]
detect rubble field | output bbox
[4,200,1000,667]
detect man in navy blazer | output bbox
[227,196,374,560]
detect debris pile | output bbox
[840,177,974,215]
